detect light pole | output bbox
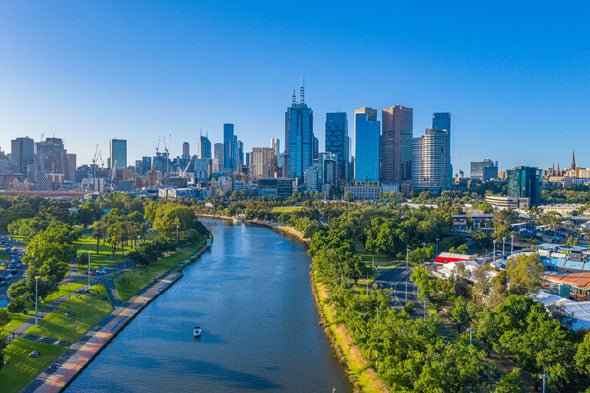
[375,306,379,368]
[502,237,506,255]
[539,374,550,393]
[35,275,40,327]
[137,235,141,252]
[436,238,439,256]
[422,242,426,263]
[467,327,476,345]
[406,248,409,302]
[423,297,428,319]
[88,251,91,291]
[511,233,514,254]
[176,225,179,246]
[493,239,497,263]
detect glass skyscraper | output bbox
[285,87,314,180]
[223,124,234,170]
[507,166,542,205]
[198,134,211,159]
[381,106,413,183]
[354,107,380,183]
[109,139,127,169]
[325,112,348,183]
[432,112,451,180]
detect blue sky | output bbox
[1,1,589,172]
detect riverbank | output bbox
[20,240,211,393]
[196,213,383,392]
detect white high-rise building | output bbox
[411,128,451,192]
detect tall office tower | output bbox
[325,112,348,183]
[507,166,542,205]
[223,124,234,170]
[11,137,34,177]
[35,137,66,174]
[213,143,224,173]
[432,112,451,179]
[284,86,314,180]
[411,128,451,192]
[313,136,319,160]
[471,159,498,181]
[182,142,190,157]
[65,153,76,181]
[245,152,250,168]
[354,107,380,183]
[141,157,152,175]
[198,134,211,159]
[316,152,337,186]
[382,106,413,183]
[271,138,280,156]
[237,140,244,168]
[249,147,277,180]
[109,139,127,169]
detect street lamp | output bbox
[502,237,506,255]
[88,251,91,291]
[176,225,179,246]
[436,238,439,256]
[137,235,141,252]
[423,297,428,319]
[406,248,409,302]
[511,233,514,254]
[493,239,497,263]
[467,327,476,345]
[35,275,41,327]
[539,374,550,393]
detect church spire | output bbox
[572,149,576,170]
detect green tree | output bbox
[492,370,525,393]
[506,253,543,295]
[448,296,471,333]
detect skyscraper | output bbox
[507,166,542,205]
[354,107,380,183]
[471,159,498,181]
[213,143,224,173]
[223,124,234,170]
[411,128,451,192]
[285,86,314,180]
[11,137,34,177]
[325,112,348,183]
[182,142,190,157]
[109,139,127,169]
[249,147,277,180]
[198,134,211,159]
[382,106,413,183]
[432,112,451,179]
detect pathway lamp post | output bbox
[511,233,514,254]
[539,374,550,393]
[436,238,439,256]
[493,239,497,263]
[88,251,91,291]
[138,235,141,252]
[423,297,428,319]
[176,225,179,246]
[502,237,506,255]
[35,275,41,327]
[406,248,409,302]
[467,327,476,345]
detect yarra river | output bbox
[66,218,352,393]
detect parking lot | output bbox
[0,234,28,300]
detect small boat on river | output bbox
[193,326,202,338]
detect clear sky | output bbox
[1,1,589,172]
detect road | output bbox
[374,264,427,317]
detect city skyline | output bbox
[1,2,589,171]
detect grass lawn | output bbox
[115,240,205,302]
[271,206,302,213]
[356,243,398,269]
[24,284,112,344]
[0,338,67,393]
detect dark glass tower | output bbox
[325,112,348,183]
[285,86,314,180]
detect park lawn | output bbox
[271,206,301,213]
[356,243,395,268]
[24,284,112,344]
[115,240,205,302]
[314,278,385,393]
[43,282,85,305]
[0,338,67,393]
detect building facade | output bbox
[325,112,348,183]
[249,147,277,181]
[354,107,380,183]
[412,128,451,192]
[507,166,542,205]
[11,137,34,177]
[223,123,234,170]
[381,106,413,183]
[284,87,314,181]
[432,112,451,180]
[198,134,212,160]
[471,159,498,181]
[109,139,127,169]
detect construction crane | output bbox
[180,155,195,178]
[111,156,118,182]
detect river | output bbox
[65,218,352,393]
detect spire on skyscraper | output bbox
[300,78,305,104]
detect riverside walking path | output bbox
[17,242,209,393]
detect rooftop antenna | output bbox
[300,78,305,104]
[292,89,297,105]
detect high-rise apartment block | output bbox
[471,159,498,181]
[109,139,127,169]
[285,87,314,180]
[412,128,451,191]
[249,147,277,181]
[507,166,542,205]
[354,107,380,183]
[213,143,224,173]
[432,112,452,180]
[325,112,348,183]
[11,137,34,177]
[381,106,413,183]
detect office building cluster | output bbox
[2,86,579,204]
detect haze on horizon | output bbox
[1,1,589,172]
